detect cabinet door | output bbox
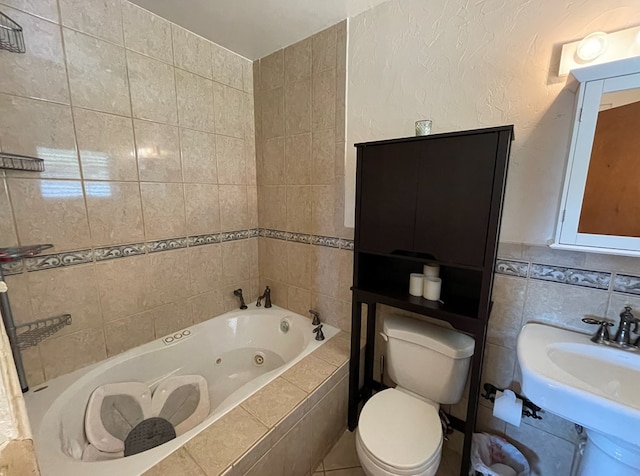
[358,142,420,254]
[413,133,498,267]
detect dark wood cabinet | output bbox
[348,125,514,476]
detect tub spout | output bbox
[233,289,247,310]
[257,286,272,308]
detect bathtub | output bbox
[25,304,339,476]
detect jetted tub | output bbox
[25,304,339,476]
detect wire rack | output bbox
[0,11,25,53]
[16,315,72,350]
[0,152,44,172]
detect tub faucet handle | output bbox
[309,309,321,326]
[313,324,325,341]
[233,288,247,310]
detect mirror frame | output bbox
[552,57,640,257]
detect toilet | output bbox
[355,314,475,476]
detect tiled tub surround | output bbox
[0,0,256,389]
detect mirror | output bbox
[553,57,640,256]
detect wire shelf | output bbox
[0,152,44,172]
[16,314,72,350]
[0,244,53,263]
[0,11,25,53]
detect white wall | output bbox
[345,0,640,244]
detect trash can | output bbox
[470,433,530,476]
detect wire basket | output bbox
[0,11,25,53]
[0,152,44,172]
[16,315,72,350]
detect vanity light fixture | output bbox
[575,32,608,62]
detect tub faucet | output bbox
[233,289,247,310]
[313,324,325,341]
[309,309,321,326]
[256,286,272,308]
[614,306,639,346]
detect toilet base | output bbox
[578,430,640,476]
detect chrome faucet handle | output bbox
[309,309,321,326]
[582,317,614,344]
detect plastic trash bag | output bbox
[470,433,530,476]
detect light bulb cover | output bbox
[576,32,608,62]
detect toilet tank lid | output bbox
[383,315,475,359]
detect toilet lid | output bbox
[358,389,442,470]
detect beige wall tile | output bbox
[0,179,18,246]
[221,240,251,285]
[135,120,181,182]
[312,129,335,185]
[312,26,337,74]
[122,2,173,63]
[85,181,144,246]
[258,186,286,230]
[4,273,33,327]
[282,354,336,393]
[140,182,186,240]
[312,68,336,132]
[146,301,193,338]
[8,179,91,252]
[259,138,285,185]
[287,241,312,289]
[487,275,526,349]
[104,312,155,356]
[127,51,178,125]
[287,286,311,317]
[184,183,220,236]
[63,29,130,116]
[286,186,312,234]
[335,141,346,176]
[285,79,311,135]
[0,439,40,476]
[309,294,350,332]
[74,109,137,182]
[1,0,59,21]
[259,238,288,283]
[505,422,574,476]
[260,50,284,90]
[176,69,215,132]
[21,347,44,388]
[27,264,101,337]
[261,87,284,140]
[336,20,347,71]
[243,60,254,93]
[185,407,267,474]
[248,185,259,228]
[214,83,245,139]
[147,248,192,308]
[246,136,257,187]
[219,185,248,231]
[0,7,68,103]
[188,244,222,294]
[39,328,107,379]
[96,254,149,321]
[241,377,307,427]
[285,133,312,185]
[181,129,217,184]
[144,448,205,476]
[60,0,123,44]
[248,237,259,278]
[212,44,244,90]
[312,184,336,236]
[285,38,312,84]
[0,95,79,179]
[481,343,516,391]
[172,25,212,79]
[216,135,246,184]
[189,289,224,324]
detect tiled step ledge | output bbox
[144,331,359,476]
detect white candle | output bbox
[423,277,442,301]
[409,273,425,296]
[423,263,440,278]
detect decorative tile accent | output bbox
[613,274,640,295]
[95,243,146,262]
[311,235,340,248]
[146,237,188,253]
[188,234,221,247]
[248,228,260,238]
[25,249,93,272]
[220,230,249,242]
[1,260,24,276]
[289,232,313,244]
[529,263,611,290]
[495,259,529,278]
[339,239,354,251]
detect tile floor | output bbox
[313,430,463,476]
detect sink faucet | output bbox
[256,286,272,308]
[613,306,639,346]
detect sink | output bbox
[517,323,640,447]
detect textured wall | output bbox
[345,0,640,244]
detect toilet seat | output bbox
[357,388,443,474]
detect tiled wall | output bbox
[0,0,257,386]
[254,21,354,331]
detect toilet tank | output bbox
[383,314,475,404]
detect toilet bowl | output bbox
[356,388,442,476]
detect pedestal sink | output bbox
[517,323,640,476]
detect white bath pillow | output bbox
[151,375,209,436]
[85,382,152,453]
